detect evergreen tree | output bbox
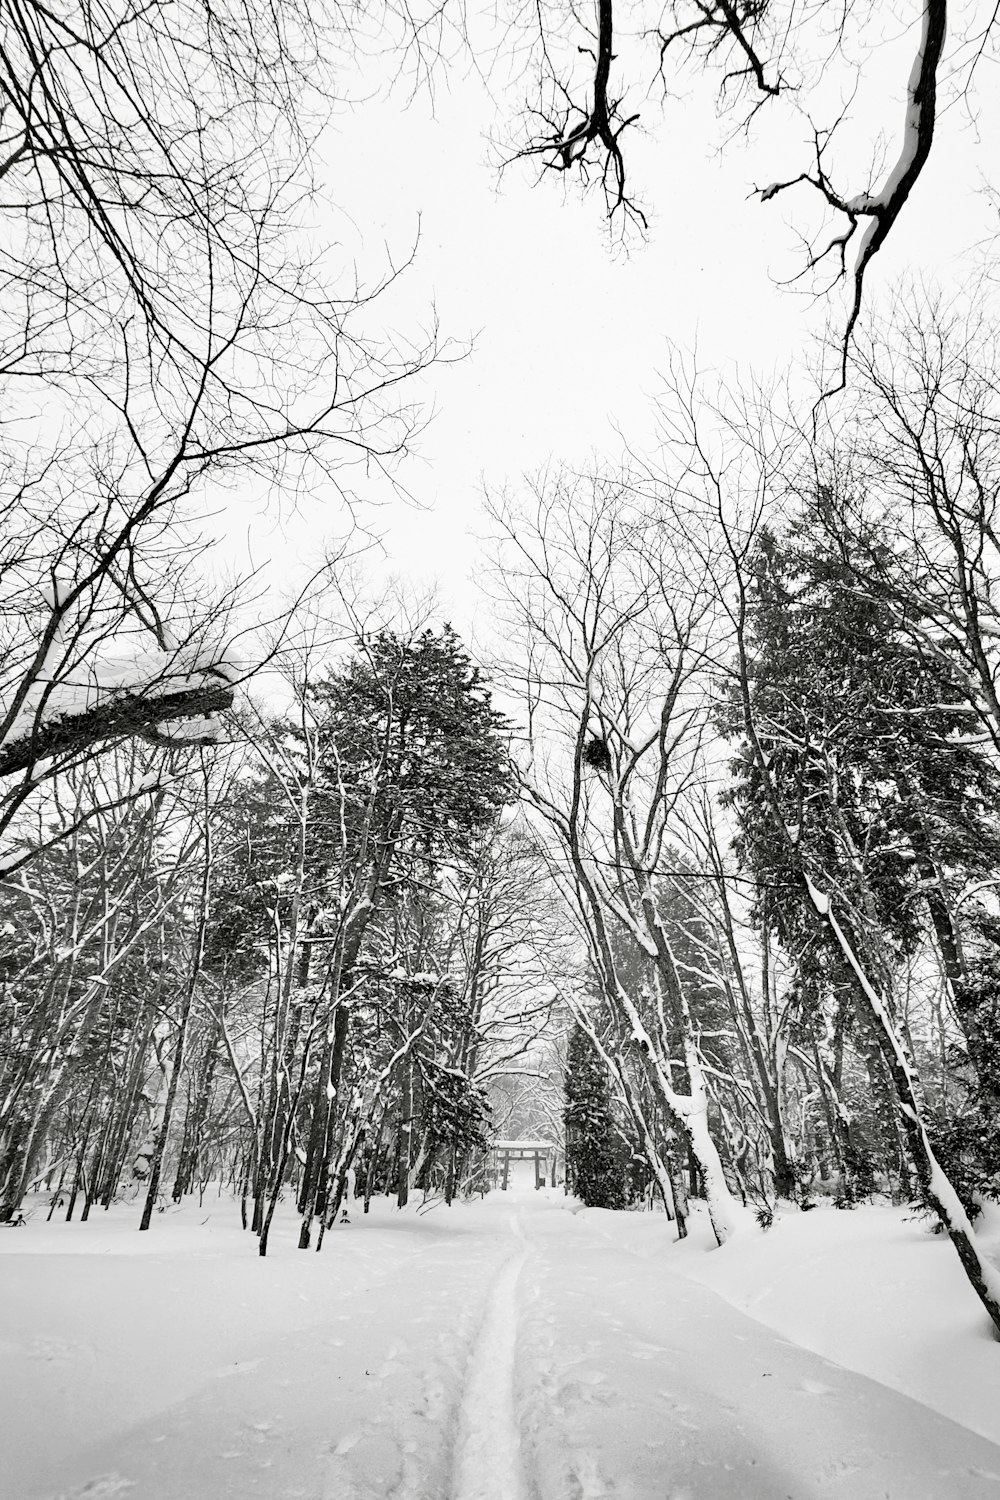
[309,625,514,871]
[724,499,1000,1203]
[291,625,515,1245]
[726,513,1000,999]
[926,910,1000,1215]
[564,1023,627,1209]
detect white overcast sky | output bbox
[222,7,1000,644]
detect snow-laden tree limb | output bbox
[759,1,947,398]
[0,669,235,779]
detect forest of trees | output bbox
[3,0,1000,1356]
[0,624,533,1248]
[6,305,1000,1336]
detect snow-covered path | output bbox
[451,1214,529,1500]
[3,1189,1000,1499]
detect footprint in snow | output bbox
[567,1450,617,1499]
[657,1392,691,1412]
[799,1377,833,1395]
[28,1335,91,1363]
[62,1476,134,1498]
[559,1374,615,1408]
[420,1373,448,1421]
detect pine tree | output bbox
[564,1023,626,1209]
[309,625,514,869]
[293,626,514,1245]
[725,509,1000,1084]
[724,499,1000,1209]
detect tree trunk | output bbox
[298,1001,351,1248]
[140,787,212,1232]
[172,1018,221,1201]
[396,1056,413,1210]
[806,878,1000,1337]
[138,991,197,1232]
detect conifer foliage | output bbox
[724,503,1000,1211]
[564,1023,626,1209]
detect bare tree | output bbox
[0,0,440,856]
[489,467,755,1244]
[832,292,1000,758]
[655,355,1000,1334]
[0,741,212,1220]
[495,0,974,366]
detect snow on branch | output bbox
[0,645,237,778]
[758,0,947,398]
[841,1,947,339]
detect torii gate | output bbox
[492,1138,555,1190]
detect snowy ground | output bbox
[3,1171,1000,1499]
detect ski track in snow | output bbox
[7,1188,1000,1499]
[451,1213,530,1500]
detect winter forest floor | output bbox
[4,1173,1000,1500]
